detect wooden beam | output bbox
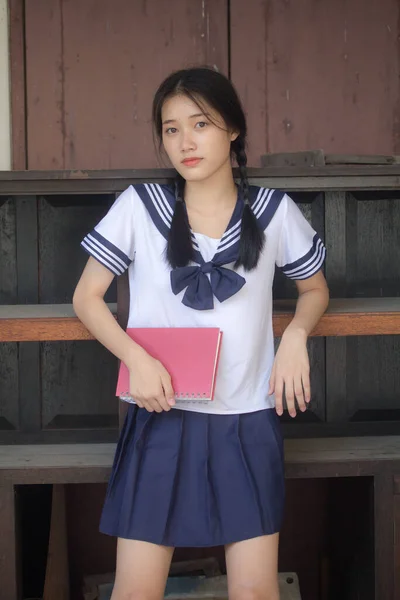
[274,297,400,337]
[2,436,400,475]
[1,166,400,194]
[0,298,399,341]
[0,483,19,600]
[0,303,117,341]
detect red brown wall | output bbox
[11,0,400,169]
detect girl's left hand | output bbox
[268,327,311,418]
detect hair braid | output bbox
[166,173,194,268]
[233,137,265,270]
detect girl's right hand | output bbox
[128,351,175,412]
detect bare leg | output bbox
[110,538,174,600]
[225,533,280,600]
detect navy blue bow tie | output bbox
[170,259,246,310]
[133,182,285,311]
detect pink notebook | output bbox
[116,328,223,404]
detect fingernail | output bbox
[168,399,175,406]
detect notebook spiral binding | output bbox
[119,391,211,404]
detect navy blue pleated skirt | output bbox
[100,406,285,547]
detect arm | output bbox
[73,257,175,411]
[269,270,329,417]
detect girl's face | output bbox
[161,94,238,182]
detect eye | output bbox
[165,127,177,135]
[195,121,208,129]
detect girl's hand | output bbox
[128,350,175,412]
[268,327,310,418]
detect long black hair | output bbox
[152,67,265,271]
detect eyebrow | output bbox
[162,113,210,125]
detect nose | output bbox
[180,128,196,153]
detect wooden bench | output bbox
[1,438,399,600]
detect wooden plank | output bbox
[16,197,38,304]
[0,303,117,341]
[230,0,267,166]
[1,298,400,341]
[261,150,326,168]
[0,428,117,445]
[395,495,400,600]
[43,485,70,600]
[325,191,348,423]
[2,170,400,194]
[374,471,395,600]
[325,154,397,165]
[1,437,400,472]
[1,165,400,180]
[0,443,116,471]
[8,0,26,170]
[0,483,19,600]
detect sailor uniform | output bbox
[81,183,326,546]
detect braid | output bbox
[166,173,194,268]
[233,137,265,270]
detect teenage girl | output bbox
[73,67,329,600]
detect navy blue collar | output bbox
[135,183,284,310]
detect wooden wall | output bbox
[9,0,400,169]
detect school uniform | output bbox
[81,183,326,547]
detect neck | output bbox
[183,160,237,213]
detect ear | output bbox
[230,130,239,142]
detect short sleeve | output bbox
[275,194,326,280]
[81,185,135,276]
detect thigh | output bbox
[111,538,174,600]
[225,534,280,600]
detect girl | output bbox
[73,67,329,600]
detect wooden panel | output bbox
[347,194,400,297]
[231,0,400,165]
[0,198,17,302]
[346,336,400,420]
[324,191,400,426]
[38,194,118,435]
[38,195,115,303]
[15,196,41,434]
[348,194,400,422]
[41,341,118,431]
[24,0,228,170]
[0,198,18,432]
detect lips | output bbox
[181,158,202,167]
